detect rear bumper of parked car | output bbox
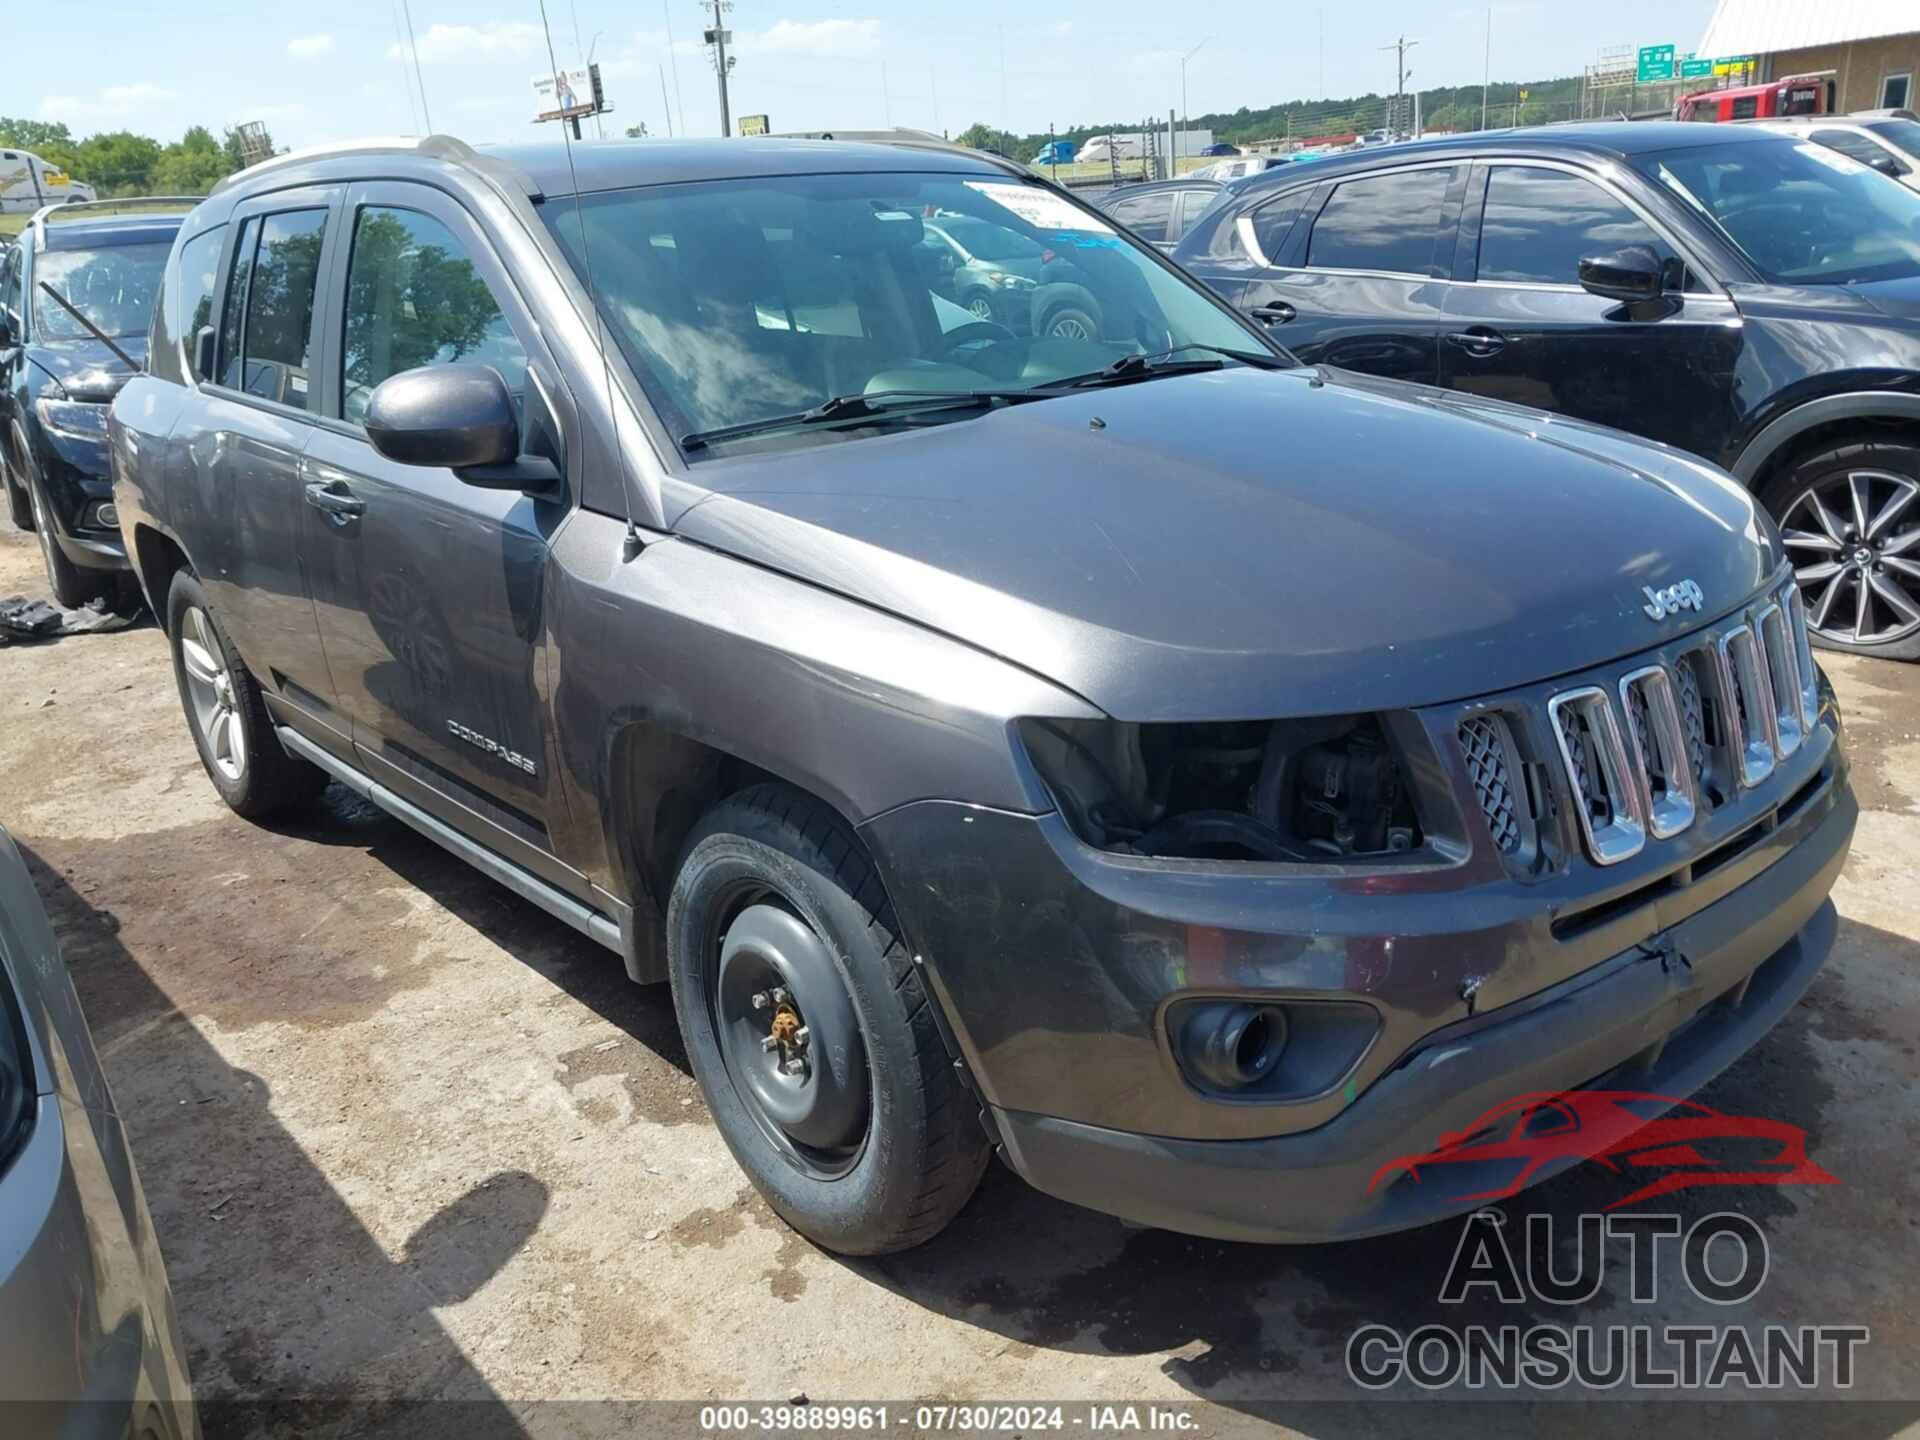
[0,1093,199,1437]
[862,707,1855,1244]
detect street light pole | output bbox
[1179,37,1211,167]
[706,0,734,137]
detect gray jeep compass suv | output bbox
[110,136,1856,1254]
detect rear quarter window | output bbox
[1306,168,1455,275]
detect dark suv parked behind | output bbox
[1176,123,1920,660]
[1,201,187,605]
[113,136,1854,1253]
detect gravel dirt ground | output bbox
[1,517,1917,1438]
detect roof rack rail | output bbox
[208,135,482,195]
[27,195,204,244]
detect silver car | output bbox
[0,823,197,1436]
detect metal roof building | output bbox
[1697,1,1919,111]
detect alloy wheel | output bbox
[1048,314,1093,340]
[1781,468,1920,647]
[179,606,247,782]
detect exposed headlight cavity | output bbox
[35,397,110,442]
[1018,715,1424,861]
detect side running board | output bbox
[275,726,624,956]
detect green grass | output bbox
[0,213,26,238]
[2,199,201,241]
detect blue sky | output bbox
[17,0,1719,149]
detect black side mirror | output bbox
[1578,244,1666,304]
[192,325,215,383]
[365,363,558,494]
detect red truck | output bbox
[1675,72,1836,122]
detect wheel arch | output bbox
[602,718,876,985]
[1734,393,1920,495]
[130,523,194,628]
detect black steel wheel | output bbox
[666,783,989,1254]
[1768,436,1920,661]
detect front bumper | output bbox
[25,442,127,572]
[995,790,1849,1242]
[862,696,1854,1242]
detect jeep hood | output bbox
[673,366,1780,721]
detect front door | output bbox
[1236,163,1465,384]
[1437,162,1744,462]
[191,193,346,744]
[298,182,578,885]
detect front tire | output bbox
[666,784,989,1255]
[165,570,327,817]
[24,464,108,608]
[1042,304,1100,341]
[1764,434,1920,662]
[2,436,32,532]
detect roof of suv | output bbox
[27,212,184,252]
[1224,120,1785,200]
[213,135,1013,207]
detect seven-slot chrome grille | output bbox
[1460,577,1820,866]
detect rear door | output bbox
[1437,161,1744,460]
[1106,190,1179,249]
[1236,162,1465,384]
[192,190,346,746]
[298,181,580,888]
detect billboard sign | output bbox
[533,67,596,122]
[738,113,770,136]
[1636,44,1676,83]
[1680,54,1714,79]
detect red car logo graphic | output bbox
[1369,1090,1838,1209]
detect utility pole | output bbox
[1380,34,1417,138]
[705,0,734,137]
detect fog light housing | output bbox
[1175,1001,1290,1091]
[89,501,118,530]
[1167,996,1381,1102]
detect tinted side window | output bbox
[341,206,525,425]
[176,227,225,382]
[1476,167,1670,285]
[0,245,19,332]
[1175,188,1217,232]
[217,217,259,388]
[1307,168,1453,275]
[1811,128,1906,174]
[1730,95,1759,120]
[1250,189,1311,263]
[1111,191,1176,243]
[239,209,327,410]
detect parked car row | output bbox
[88,131,1855,1263]
[1089,119,1920,659]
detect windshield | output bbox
[31,241,171,339]
[542,171,1274,453]
[932,217,1043,262]
[1635,138,1920,285]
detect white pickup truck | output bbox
[1,148,96,214]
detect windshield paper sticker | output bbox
[966,180,1115,234]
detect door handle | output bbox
[1445,328,1506,357]
[1250,301,1296,325]
[303,479,365,526]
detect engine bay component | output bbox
[1019,713,1424,862]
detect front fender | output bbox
[545,509,1101,906]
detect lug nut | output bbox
[751,991,770,1011]
[761,1034,779,1052]
[792,1026,810,1048]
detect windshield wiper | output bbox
[36,280,142,371]
[1040,343,1291,393]
[679,388,1043,452]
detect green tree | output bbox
[954,122,1011,156]
[0,117,78,172]
[153,125,228,194]
[72,130,161,195]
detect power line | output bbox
[399,0,433,133]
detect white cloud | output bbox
[287,33,335,60]
[388,21,543,64]
[752,18,883,60]
[38,82,178,130]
